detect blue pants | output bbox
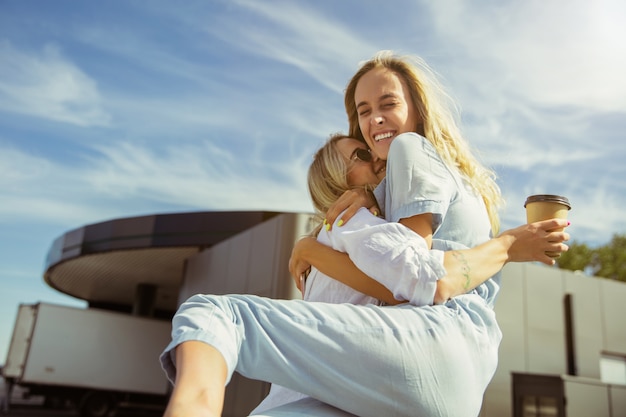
[160,293,501,417]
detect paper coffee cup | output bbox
[525,194,571,258]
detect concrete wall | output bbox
[562,376,626,417]
[481,263,626,417]
[177,213,626,416]
[179,213,314,417]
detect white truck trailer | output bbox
[2,302,171,417]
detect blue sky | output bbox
[1,0,625,362]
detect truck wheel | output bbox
[78,391,115,417]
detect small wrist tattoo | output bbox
[452,251,471,290]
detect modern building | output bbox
[41,211,626,416]
[484,262,626,417]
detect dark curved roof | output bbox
[44,211,281,313]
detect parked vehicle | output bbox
[2,303,171,417]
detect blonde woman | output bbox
[289,50,515,414]
[252,133,567,414]
[160,55,570,417]
[320,51,505,306]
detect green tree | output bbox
[557,240,594,273]
[593,235,626,282]
[557,233,626,283]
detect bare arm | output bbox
[290,218,570,305]
[289,237,401,305]
[399,213,433,249]
[435,218,570,303]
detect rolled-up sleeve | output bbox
[385,132,458,232]
[323,209,446,306]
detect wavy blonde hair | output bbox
[307,133,374,235]
[344,50,503,234]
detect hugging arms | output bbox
[160,51,570,417]
[252,133,568,414]
[289,134,568,307]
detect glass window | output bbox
[522,396,558,417]
[600,353,626,385]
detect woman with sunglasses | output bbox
[250,132,568,414]
[160,131,569,417]
[287,50,538,415]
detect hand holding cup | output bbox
[525,194,571,258]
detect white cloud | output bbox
[0,144,105,225]
[413,0,626,249]
[0,140,314,228]
[103,82,346,144]
[3,0,626,378]
[0,0,624,248]
[53,10,350,144]
[84,140,314,212]
[0,41,111,127]
[425,0,626,112]
[200,0,380,93]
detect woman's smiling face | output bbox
[354,67,420,160]
[336,138,386,187]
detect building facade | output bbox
[484,262,626,416]
[40,211,626,416]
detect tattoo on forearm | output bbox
[452,251,471,290]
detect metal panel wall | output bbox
[481,263,626,417]
[180,213,312,302]
[481,264,526,417]
[524,263,567,374]
[177,219,626,417]
[563,378,610,417]
[601,279,626,353]
[610,385,626,416]
[178,213,313,416]
[563,272,604,379]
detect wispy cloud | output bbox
[38,5,352,144]
[196,0,380,93]
[0,0,624,242]
[0,139,314,228]
[0,143,108,225]
[2,0,626,365]
[84,140,314,211]
[411,0,626,248]
[424,0,626,111]
[0,41,111,127]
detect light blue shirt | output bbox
[374,132,501,307]
[161,135,504,416]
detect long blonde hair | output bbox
[307,133,374,235]
[344,50,503,234]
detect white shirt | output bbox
[251,208,447,414]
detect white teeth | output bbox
[374,132,393,142]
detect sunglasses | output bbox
[350,148,372,163]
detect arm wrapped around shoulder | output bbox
[325,208,446,306]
